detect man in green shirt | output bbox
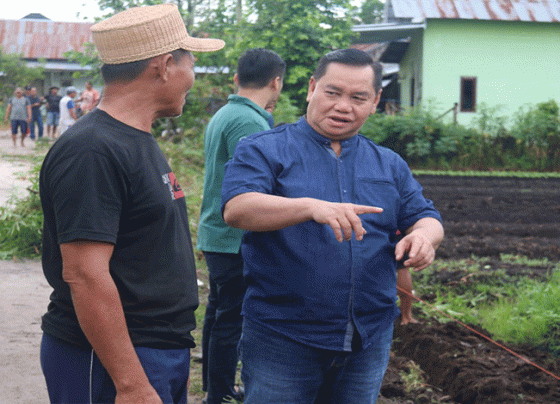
[197,48,285,404]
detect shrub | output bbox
[361,99,560,172]
[512,100,560,170]
[0,164,43,259]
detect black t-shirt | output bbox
[40,109,198,349]
[44,94,62,113]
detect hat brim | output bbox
[179,37,225,53]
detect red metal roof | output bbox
[0,19,93,60]
[390,0,560,22]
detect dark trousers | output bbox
[40,333,190,404]
[201,251,246,404]
[30,109,43,138]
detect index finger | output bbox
[353,205,383,215]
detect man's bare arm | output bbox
[61,241,163,404]
[223,192,383,243]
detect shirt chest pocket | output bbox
[355,178,400,228]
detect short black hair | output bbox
[313,48,382,94]
[236,48,286,89]
[101,49,191,84]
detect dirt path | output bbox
[0,131,37,206]
[0,259,50,403]
[0,130,50,403]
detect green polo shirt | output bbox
[197,94,272,253]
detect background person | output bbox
[197,48,285,404]
[79,81,101,114]
[39,4,224,404]
[4,87,31,147]
[28,87,44,140]
[221,48,444,404]
[45,86,62,139]
[58,86,78,134]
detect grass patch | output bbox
[412,255,560,357]
[478,270,560,355]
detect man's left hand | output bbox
[395,231,435,272]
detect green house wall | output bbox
[401,19,560,127]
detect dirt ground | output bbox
[377,174,560,404]
[1,131,559,403]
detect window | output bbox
[460,77,477,112]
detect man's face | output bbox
[51,88,58,96]
[159,52,196,118]
[306,62,381,141]
[31,88,37,96]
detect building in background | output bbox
[0,13,97,95]
[353,0,560,126]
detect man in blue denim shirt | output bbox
[222,48,444,404]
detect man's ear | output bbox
[152,53,174,81]
[306,77,317,103]
[270,76,283,92]
[371,88,382,114]
[233,73,240,87]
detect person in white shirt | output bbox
[59,87,78,134]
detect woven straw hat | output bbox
[91,4,225,64]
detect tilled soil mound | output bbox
[378,175,560,404]
[420,175,560,260]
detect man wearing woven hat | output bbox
[39,5,224,404]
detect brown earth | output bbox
[378,175,560,404]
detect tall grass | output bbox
[478,269,560,355]
[414,256,560,357]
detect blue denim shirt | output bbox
[222,117,442,351]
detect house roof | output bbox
[389,0,560,23]
[0,18,93,60]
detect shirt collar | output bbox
[228,94,271,122]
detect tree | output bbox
[0,49,45,102]
[229,0,358,112]
[359,0,384,25]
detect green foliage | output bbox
[0,49,45,102]
[414,257,560,357]
[271,94,300,126]
[0,164,43,260]
[479,269,560,355]
[229,0,358,112]
[64,43,103,84]
[360,103,468,168]
[358,0,384,24]
[511,99,560,170]
[361,99,560,172]
[399,360,427,394]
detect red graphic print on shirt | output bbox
[162,172,185,200]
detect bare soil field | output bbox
[378,175,560,404]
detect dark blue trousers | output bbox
[40,333,190,404]
[201,251,246,404]
[30,108,43,138]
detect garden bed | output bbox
[378,175,560,404]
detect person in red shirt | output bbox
[79,81,100,114]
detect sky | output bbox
[4,0,104,22]
[4,0,367,23]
